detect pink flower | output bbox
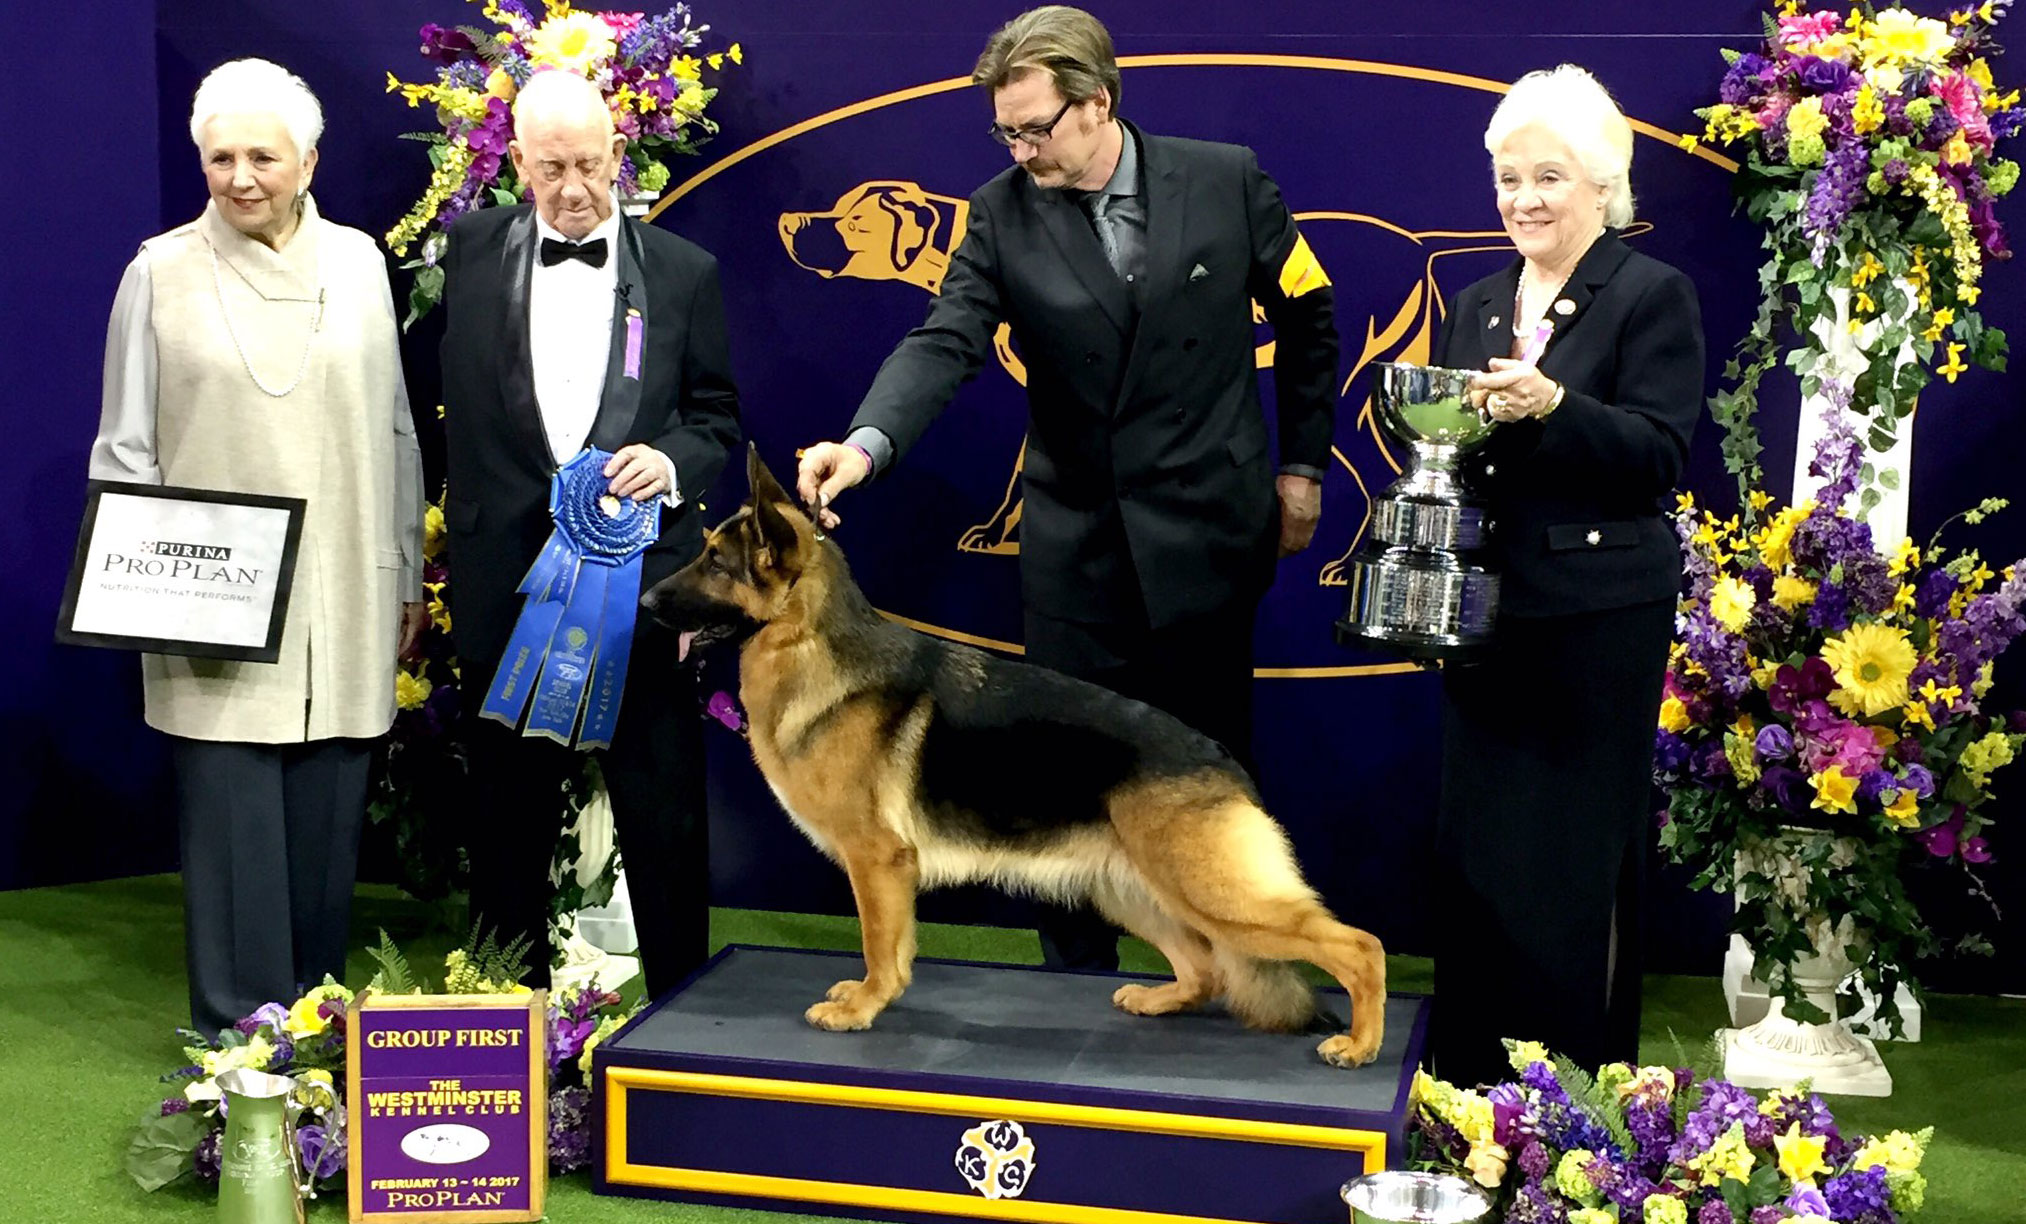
[598,11,646,36]
[1962,836,1993,863]
[1932,72,1995,151]
[1779,11,1842,48]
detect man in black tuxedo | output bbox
[438,70,739,995]
[796,7,1338,971]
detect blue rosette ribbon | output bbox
[480,448,660,749]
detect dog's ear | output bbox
[745,443,803,576]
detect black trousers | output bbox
[1021,600,1260,971]
[171,736,371,1036]
[462,626,709,999]
[1432,600,1673,1087]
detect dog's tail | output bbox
[1215,949,1317,1032]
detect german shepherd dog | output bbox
[643,448,1385,1067]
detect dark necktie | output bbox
[1075,191,1124,280]
[540,237,608,268]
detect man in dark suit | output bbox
[796,6,1338,970]
[439,70,740,996]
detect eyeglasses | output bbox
[988,98,1077,148]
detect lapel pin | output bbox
[1488,316,1501,328]
[1188,263,1209,282]
[1555,298,1576,315]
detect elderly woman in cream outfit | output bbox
[91,59,425,1035]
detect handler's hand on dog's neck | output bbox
[795,441,871,531]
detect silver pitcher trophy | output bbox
[1335,362,1501,661]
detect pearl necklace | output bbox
[210,241,324,399]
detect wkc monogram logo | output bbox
[954,1119,1036,1199]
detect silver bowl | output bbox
[1340,1171,1492,1224]
[1373,362,1493,450]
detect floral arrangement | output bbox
[1688,1,2020,499]
[1411,1040,1934,1223]
[125,931,640,1195]
[368,491,471,909]
[384,0,741,323]
[1654,404,2022,1035]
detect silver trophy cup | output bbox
[1335,362,1500,661]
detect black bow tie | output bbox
[540,237,608,268]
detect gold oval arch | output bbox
[651,54,1734,677]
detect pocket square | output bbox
[1188,262,1209,282]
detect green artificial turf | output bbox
[0,876,2017,1222]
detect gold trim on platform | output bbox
[605,1066,1386,1224]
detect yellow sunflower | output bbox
[527,11,617,74]
[1709,576,1758,632]
[1821,623,1917,716]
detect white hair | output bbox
[189,58,324,158]
[512,69,614,134]
[1484,64,1635,228]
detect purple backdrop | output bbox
[5,2,2020,988]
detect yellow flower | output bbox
[1854,290,1877,315]
[1464,1142,1510,1189]
[729,42,743,65]
[1852,84,1886,135]
[1883,786,1921,826]
[1854,1129,1930,1175]
[1752,659,1783,690]
[1748,489,1774,513]
[1678,133,1701,153]
[486,67,517,101]
[425,581,452,634]
[1811,766,1860,814]
[1902,700,1935,731]
[1865,63,1906,94]
[1862,8,1957,66]
[1787,96,1828,142]
[1759,503,1811,570]
[1777,1122,1832,1182]
[1960,282,1982,305]
[1891,583,1917,615]
[1772,575,1818,611]
[527,10,616,73]
[294,1068,337,1112]
[1972,661,1996,699]
[423,502,446,560]
[1942,129,1974,166]
[1940,342,1970,383]
[1710,576,1758,632]
[1823,623,1917,716]
[285,993,331,1036]
[1960,730,2017,788]
[1851,251,1886,288]
[1919,307,1956,343]
[1689,1122,1757,1187]
[396,668,434,710]
[579,1014,628,1076]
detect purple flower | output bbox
[1699,1199,1735,1224]
[194,1128,222,1181]
[1488,1081,1527,1147]
[298,1122,345,1181]
[1758,764,1810,813]
[1899,763,1935,797]
[1915,570,1959,619]
[1855,768,1896,809]
[1721,52,1772,104]
[1795,56,1856,94]
[159,1097,189,1116]
[1755,724,1794,762]
[1669,1079,1758,1166]
[1518,1138,1551,1180]
[1919,810,1963,857]
[420,22,477,65]
[706,690,747,732]
[1802,137,1871,238]
[1750,1208,1786,1224]
[548,1086,592,1173]
[1655,730,1693,778]
[1824,1165,1890,1218]
[1786,1181,1832,1217]
[1771,658,1836,713]
[1883,156,1912,185]
[1844,553,1899,616]
[1963,835,1993,863]
[1807,581,1854,631]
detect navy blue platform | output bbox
[593,946,1429,1224]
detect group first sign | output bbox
[347,992,547,1223]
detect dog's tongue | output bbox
[678,630,697,663]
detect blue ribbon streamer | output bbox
[480,449,660,749]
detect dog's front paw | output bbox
[806,980,887,1031]
[1112,981,1204,1017]
[1316,1031,1383,1068]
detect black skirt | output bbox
[1431,599,1674,1086]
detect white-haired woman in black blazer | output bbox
[1430,64,1704,1087]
